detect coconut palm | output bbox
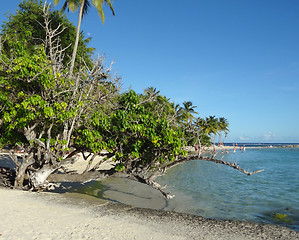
[218,117,229,145]
[204,116,219,147]
[54,0,115,75]
[195,117,213,146]
[181,101,198,123]
[219,117,229,133]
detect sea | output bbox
[72,143,299,231]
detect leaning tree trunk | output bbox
[29,164,57,190]
[14,155,35,189]
[69,0,85,75]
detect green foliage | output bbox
[1,0,93,68]
[0,3,98,151]
[181,101,198,123]
[115,163,125,172]
[74,90,187,173]
[55,0,115,24]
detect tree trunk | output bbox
[47,168,116,183]
[69,0,85,75]
[14,157,35,189]
[29,164,57,190]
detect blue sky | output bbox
[1,0,299,143]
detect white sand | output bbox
[0,188,188,240]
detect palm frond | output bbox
[60,0,81,13]
[91,0,105,23]
[105,0,115,15]
[82,0,91,16]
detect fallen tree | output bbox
[44,89,263,199]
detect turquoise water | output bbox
[71,147,299,231]
[157,148,299,231]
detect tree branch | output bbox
[164,154,264,176]
[126,173,175,199]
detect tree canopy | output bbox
[1,0,94,68]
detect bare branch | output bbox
[163,154,264,176]
[83,154,97,174]
[9,151,20,167]
[126,174,175,199]
[46,123,54,150]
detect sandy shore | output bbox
[1,152,299,239]
[0,188,298,240]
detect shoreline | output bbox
[0,187,298,240]
[205,144,299,150]
[1,149,299,239]
[183,144,299,153]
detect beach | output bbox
[0,187,298,240]
[1,151,299,239]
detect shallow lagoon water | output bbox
[158,147,299,231]
[75,147,299,231]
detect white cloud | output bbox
[239,136,250,141]
[262,131,276,141]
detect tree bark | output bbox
[14,154,35,189]
[47,168,116,183]
[126,173,174,199]
[29,164,57,190]
[164,154,264,176]
[69,0,85,75]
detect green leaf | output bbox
[115,163,125,172]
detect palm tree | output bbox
[170,103,183,125]
[144,87,160,98]
[204,116,219,147]
[182,101,198,123]
[219,117,229,133]
[54,0,115,75]
[218,117,229,145]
